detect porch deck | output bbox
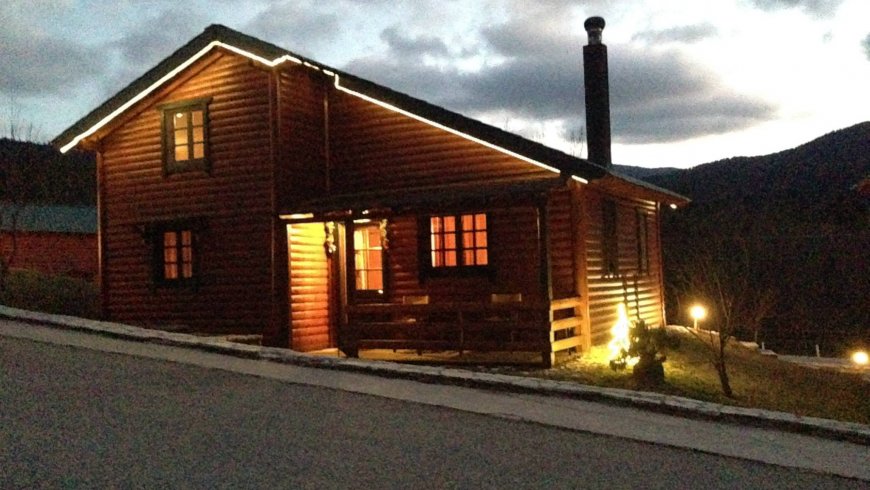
[341,296,585,367]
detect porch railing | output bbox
[342,296,584,366]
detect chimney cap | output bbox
[584,16,606,32]
[584,16,606,44]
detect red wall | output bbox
[3,232,97,280]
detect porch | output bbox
[280,177,592,367]
[341,296,584,367]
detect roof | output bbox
[1,205,97,234]
[52,24,687,204]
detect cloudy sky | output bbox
[1,0,868,168]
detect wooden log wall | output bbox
[383,208,542,304]
[288,223,332,351]
[98,51,275,334]
[584,186,664,345]
[328,91,553,192]
[277,66,328,205]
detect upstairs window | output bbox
[428,213,488,272]
[160,98,210,174]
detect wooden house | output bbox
[53,19,687,365]
[1,204,97,280]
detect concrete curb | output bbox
[3,305,868,446]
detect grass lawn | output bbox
[0,270,99,319]
[488,328,870,425]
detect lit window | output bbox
[154,227,197,285]
[160,98,210,174]
[430,213,488,268]
[354,223,384,294]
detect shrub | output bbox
[0,269,99,318]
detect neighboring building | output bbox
[1,204,97,279]
[53,19,687,365]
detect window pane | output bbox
[164,232,177,247]
[368,250,382,269]
[475,213,487,229]
[444,234,455,249]
[165,264,178,279]
[476,249,488,265]
[174,128,188,145]
[192,143,204,159]
[174,112,189,128]
[430,217,441,233]
[367,271,383,290]
[462,231,474,248]
[432,250,441,267]
[443,216,455,232]
[182,263,193,278]
[464,250,474,265]
[462,214,473,229]
[445,251,457,266]
[191,110,203,126]
[476,231,487,247]
[175,146,189,162]
[192,127,204,144]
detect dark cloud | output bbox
[344,20,775,145]
[244,2,342,57]
[632,24,719,44]
[111,9,204,67]
[380,27,449,58]
[747,0,843,17]
[0,33,104,96]
[863,33,870,61]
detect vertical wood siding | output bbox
[99,52,274,333]
[288,222,332,351]
[585,187,664,345]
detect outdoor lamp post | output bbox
[690,304,707,330]
[852,350,869,366]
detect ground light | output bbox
[851,350,869,366]
[689,304,707,330]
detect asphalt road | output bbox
[1,334,864,489]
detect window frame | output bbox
[159,98,212,175]
[150,221,202,288]
[602,200,619,277]
[352,220,387,301]
[635,209,651,276]
[421,212,491,278]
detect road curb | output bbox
[3,305,868,446]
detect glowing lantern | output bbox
[608,303,638,368]
[852,351,869,366]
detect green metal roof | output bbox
[2,204,96,234]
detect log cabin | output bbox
[53,17,687,366]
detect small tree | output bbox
[670,235,776,398]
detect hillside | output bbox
[635,122,869,355]
[0,138,96,205]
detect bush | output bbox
[0,269,99,318]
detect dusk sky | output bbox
[1,0,868,168]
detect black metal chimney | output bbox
[583,16,611,167]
